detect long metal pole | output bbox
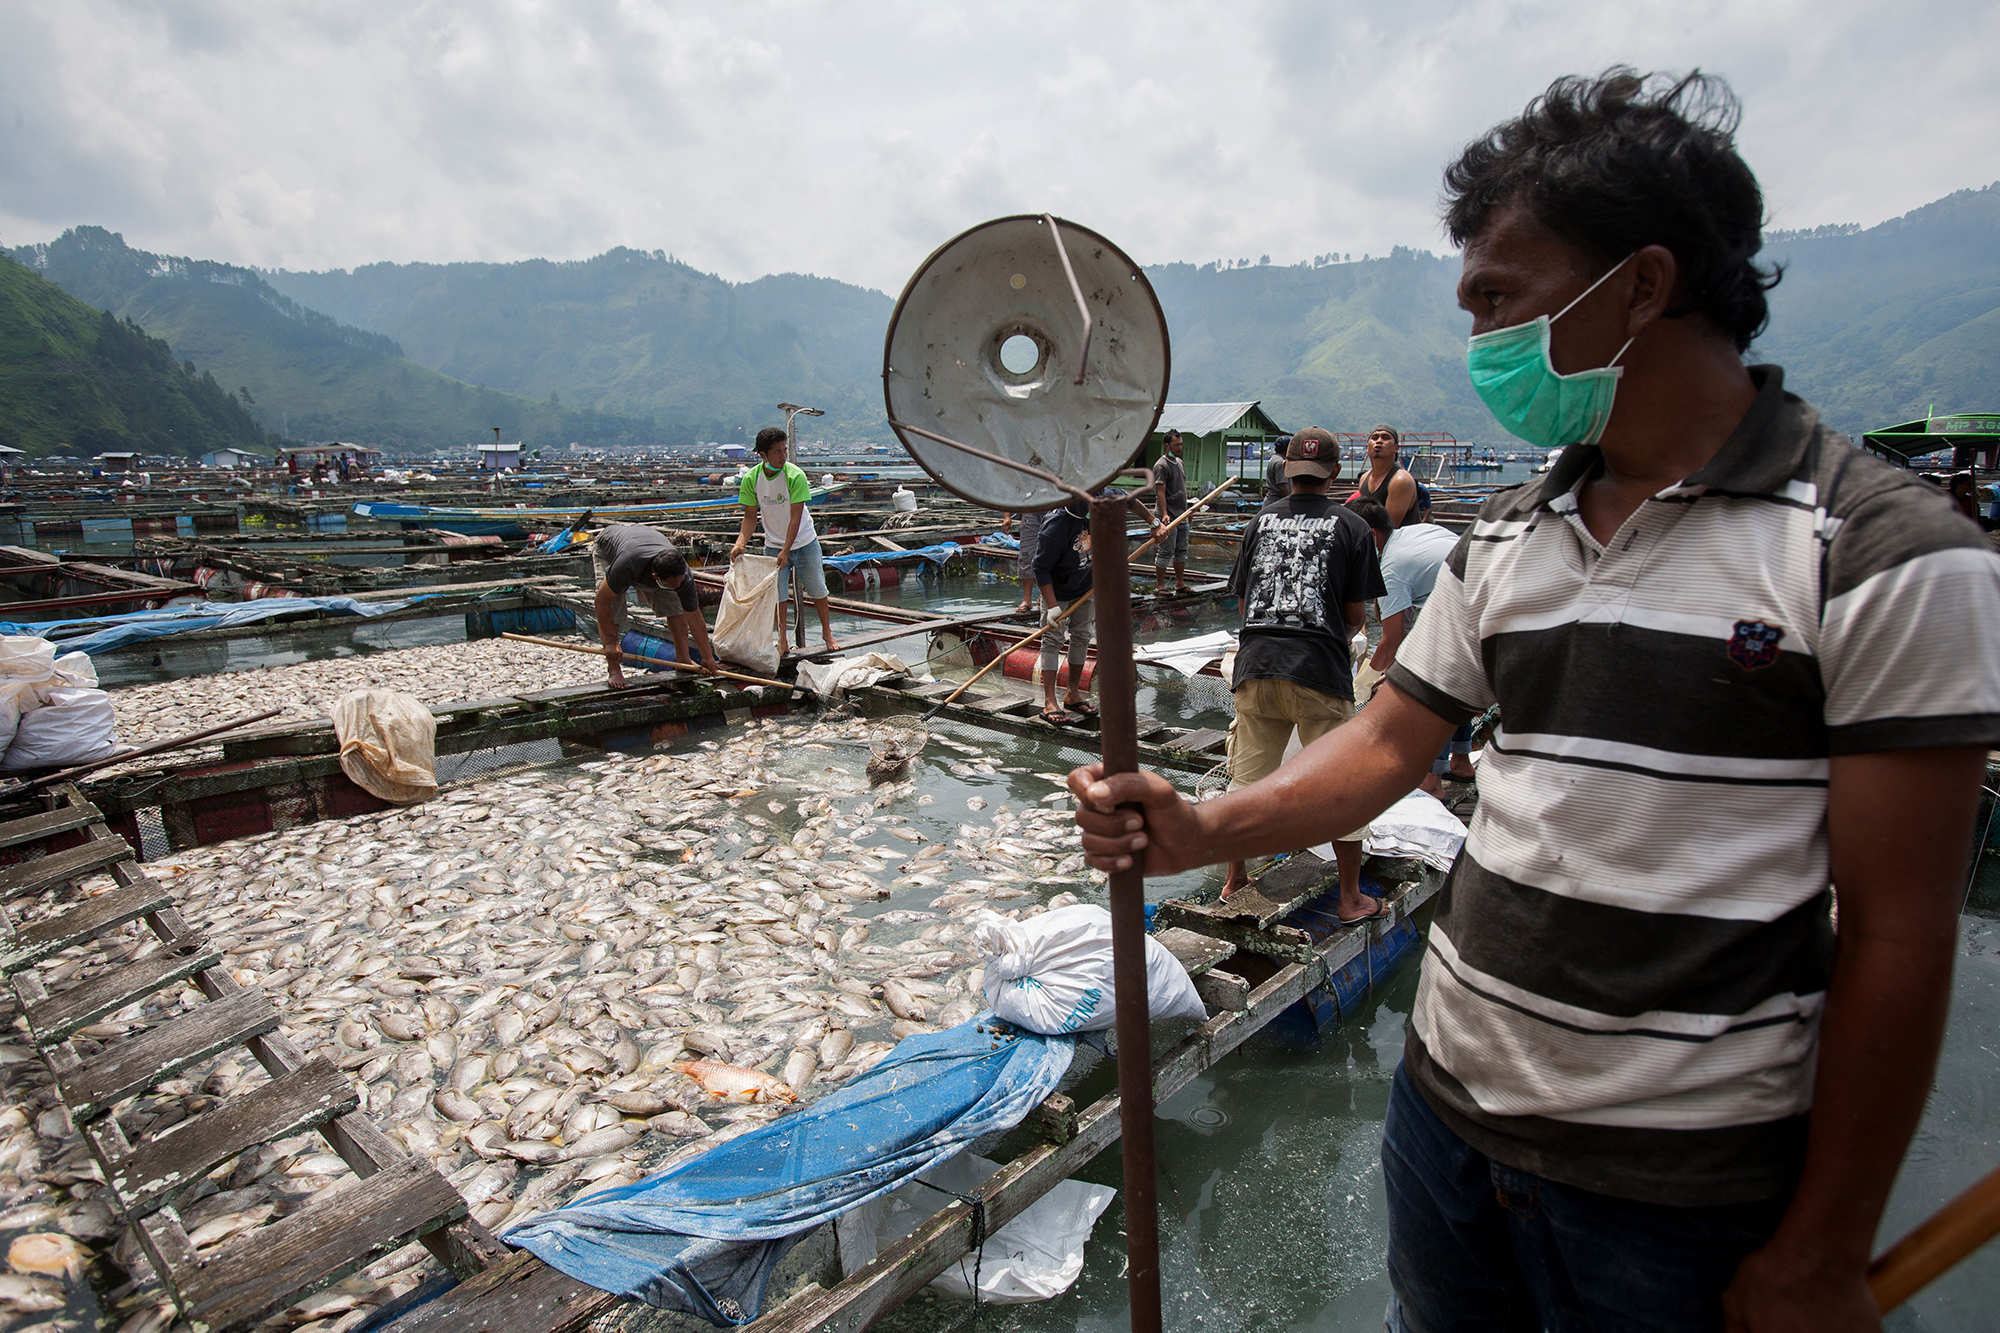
[1089,493,1161,1333]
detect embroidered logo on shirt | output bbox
[1726,619,1784,671]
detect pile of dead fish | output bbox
[0,712,1093,1331]
[106,638,607,749]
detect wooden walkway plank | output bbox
[0,799,103,851]
[110,1058,358,1216]
[65,988,281,1122]
[0,878,173,976]
[24,941,220,1045]
[180,1154,467,1333]
[0,836,132,901]
[378,1248,617,1333]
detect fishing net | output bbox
[868,713,930,765]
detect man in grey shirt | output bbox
[1263,436,1291,503]
[591,524,717,689]
[1150,430,1192,596]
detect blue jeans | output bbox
[1382,1062,1789,1333]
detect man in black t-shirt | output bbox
[1223,427,1385,914]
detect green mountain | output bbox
[267,251,892,444]
[1753,182,2000,435]
[10,228,656,452]
[19,180,1994,455]
[0,251,271,458]
[264,184,2000,449]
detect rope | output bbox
[911,1177,988,1318]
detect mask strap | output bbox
[1607,336,1637,369]
[1553,252,1637,324]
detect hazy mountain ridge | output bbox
[0,252,271,457]
[10,229,657,452]
[267,250,893,444]
[15,181,1997,451]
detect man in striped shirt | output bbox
[1069,69,2000,1331]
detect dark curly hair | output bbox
[1443,68,1780,350]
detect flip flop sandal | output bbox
[1065,700,1100,718]
[1337,898,1392,927]
[1040,707,1075,725]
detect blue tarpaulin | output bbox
[0,596,423,655]
[506,1016,1074,1324]
[820,542,960,574]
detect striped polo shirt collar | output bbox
[1531,366,1815,514]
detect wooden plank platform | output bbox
[0,878,173,975]
[66,988,282,1121]
[1161,727,1229,756]
[109,1059,357,1215]
[181,1154,468,1332]
[0,781,509,1328]
[24,941,220,1045]
[0,836,132,900]
[378,1248,615,1333]
[0,798,103,851]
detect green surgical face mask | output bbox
[1465,254,1636,450]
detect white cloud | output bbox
[0,0,1993,291]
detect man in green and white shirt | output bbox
[731,426,839,653]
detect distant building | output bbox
[95,451,141,472]
[477,442,524,470]
[199,447,265,468]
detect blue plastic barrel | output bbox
[619,630,679,671]
[463,605,578,639]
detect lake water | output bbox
[70,513,2000,1330]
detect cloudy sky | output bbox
[2,0,1994,293]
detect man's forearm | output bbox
[1764,747,1983,1263]
[1724,745,1985,1328]
[1190,683,1447,865]
[1372,610,1406,671]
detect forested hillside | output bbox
[11,229,655,451]
[268,250,891,444]
[0,253,270,458]
[16,181,1995,452]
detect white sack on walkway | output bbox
[972,904,1208,1035]
[0,686,121,771]
[795,652,928,702]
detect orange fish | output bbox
[672,1060,798,1103]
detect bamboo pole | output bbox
[499,632,797,693]
[923,476,1238,720]
[1870,1163,2000,1312]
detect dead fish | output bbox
[782,1048,818,1093]
[6,1233,86,1278]
[671,1060,798,1103]
[880,979,927,1022]
[0,1272,64,1312]
[819,1028,855,1066]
